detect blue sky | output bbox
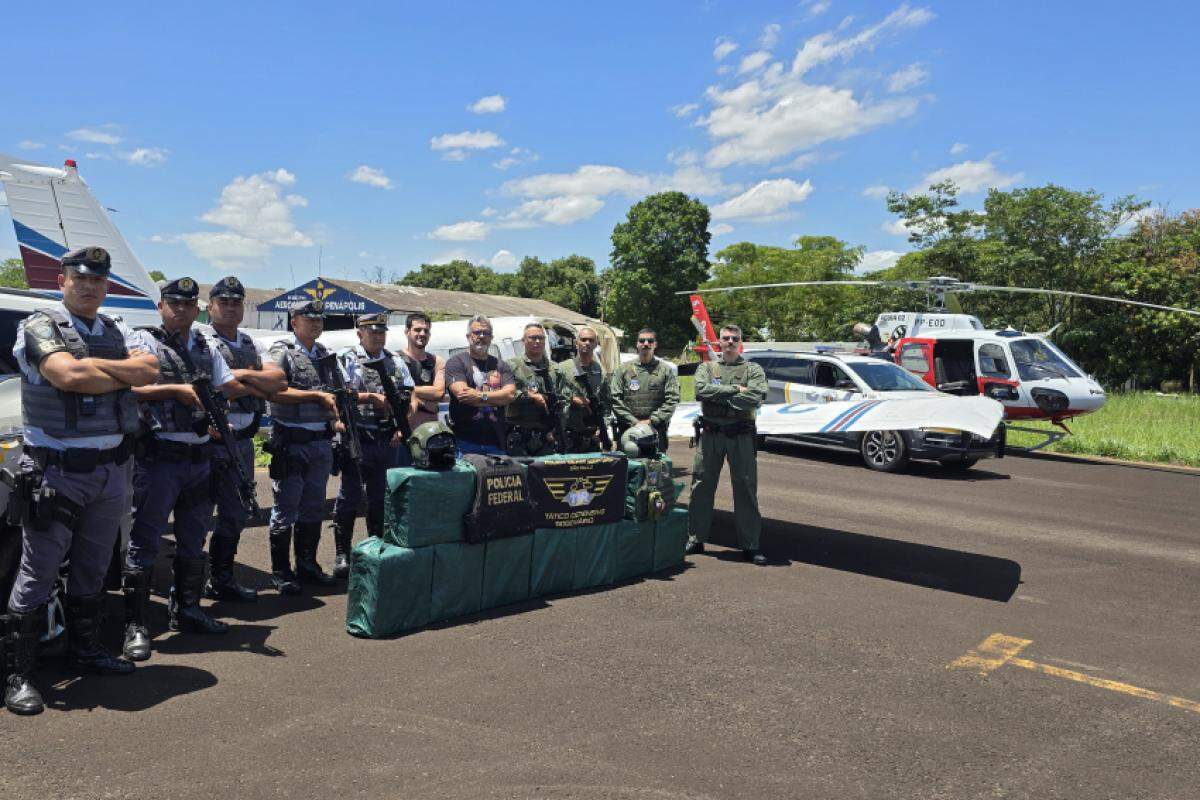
[2,1,1197,288]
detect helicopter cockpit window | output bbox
[1010,338,1081,381]
[899,343,930,374]
[978,343,1012,379]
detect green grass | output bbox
[1005,392,1200,467]
[679,372,1198,467]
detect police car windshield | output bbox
[1010,338,1082,380]
[847,362,934,392]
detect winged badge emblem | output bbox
[543,476,615,508]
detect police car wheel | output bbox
[859,430,909,472]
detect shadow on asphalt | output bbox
[759,439,1012,481]
[43,663,218,712]
[707,509,1022,602]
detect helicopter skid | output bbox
[1002,422,1068,452]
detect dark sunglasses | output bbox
[720,335,741,342]
[637,338,656,344]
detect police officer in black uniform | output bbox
[329,313,414,577]
[4,247,160,715]
[265,301,342,594]
[199,277,286,601]
[124,277,248,662]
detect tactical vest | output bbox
[461,453,536,543]
[506,357,555,427]
[346,347,400,426]
[566,358,604,430]
[20,309,140,439]
[620,359,668,419]
[400,351,436,387]
[700,360,755,421]
[210,329,266,416]
[269,340,335,424]
[143,328,216,434]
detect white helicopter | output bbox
[685,276,1200,450]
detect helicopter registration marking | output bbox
[949,633,1200,716]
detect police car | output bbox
[743,348,1003,472]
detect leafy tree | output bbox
[609,192,711,349]
[148,269,166,283]
[0,258,28,289]
[515,254,601,317]
[399,260,517,295]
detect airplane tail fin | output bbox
[0,154,159,314]
[688,293,721,361]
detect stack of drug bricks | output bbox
[346,454,687,637]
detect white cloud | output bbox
[468,94,507,114]
[481,206,498,218]
[17,140,44,150]
[503,165,651,199]
[668,148,700,167]
[710,223,735,237]
[883,218,918,237]
[910,156,1022,194]
[492,148,537,171]
[738,50,773,74]
[118,147,169,167]
[760,23,782,49]
[700,9,933,168]
[713,38,738,61]
[887,63,928,92]
[949,142,968,155]
[148,234,179,244]
[503,196,607,226]
[710,178,813,221]
[348,165,394,189]
[862,184,891,199]
[430,249,474,265]
[791,5,934,76]
[858,249,903,273]
[430,130,506,161]
[804,0,831,16]
[84,152,113,160]
[490,249,518,269]
[429,220,490,241]
[181,169,313,268]
[671,102,700,118]
[66,126,123,145]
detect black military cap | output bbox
[356,312,388,331]
[209,276,245,299]
[160,276,199,301]
[61,246,112,276]
[290,299,325,318]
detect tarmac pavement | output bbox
[1,440,1197,799]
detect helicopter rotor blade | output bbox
[969,284,1200,317]
[676,280,906,295]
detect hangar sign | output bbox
[260,278,388,315]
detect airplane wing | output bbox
[667,395,1005,440]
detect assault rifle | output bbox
[534,364,568,455]
[168,331,260,517]
[317,353,364,473]
[362,355,414,442]
[574,364,612,451]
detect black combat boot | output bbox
[684,538,706,556]
[168,557,229,635]
[294,522,335,586]
[269,526,302,595]
[205,535,257,603]
[66,594,135,675]
[4,607,46,715]
[743,549,767,566]
[365,508,385,541]
[331,512,356,580]
[121,569,152,662]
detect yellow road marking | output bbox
[949,633,1200,715]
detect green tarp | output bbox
[531,528,577,596]
[572,522,617,590]
[345,539,433,638]
[625,455,674,520]
[384,460,477,547]
[653,506,689,572]
[430,541,485,622]
[613,518,655,582]
[482,534,533,608]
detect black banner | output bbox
[526,455,627,529]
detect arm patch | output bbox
[23,314,71,368]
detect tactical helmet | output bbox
[409,421,457,470]
[620,423,659,458]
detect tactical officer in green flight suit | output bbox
[506,322,568,456]
[685,323,769,565]
[609,327,679,453]
[558,326,612,453]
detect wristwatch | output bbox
[480,391,489,404]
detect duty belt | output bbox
[697,417,757,436]
[26,437,134,473]
[146,437,209,463]
[275,425,333,444]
